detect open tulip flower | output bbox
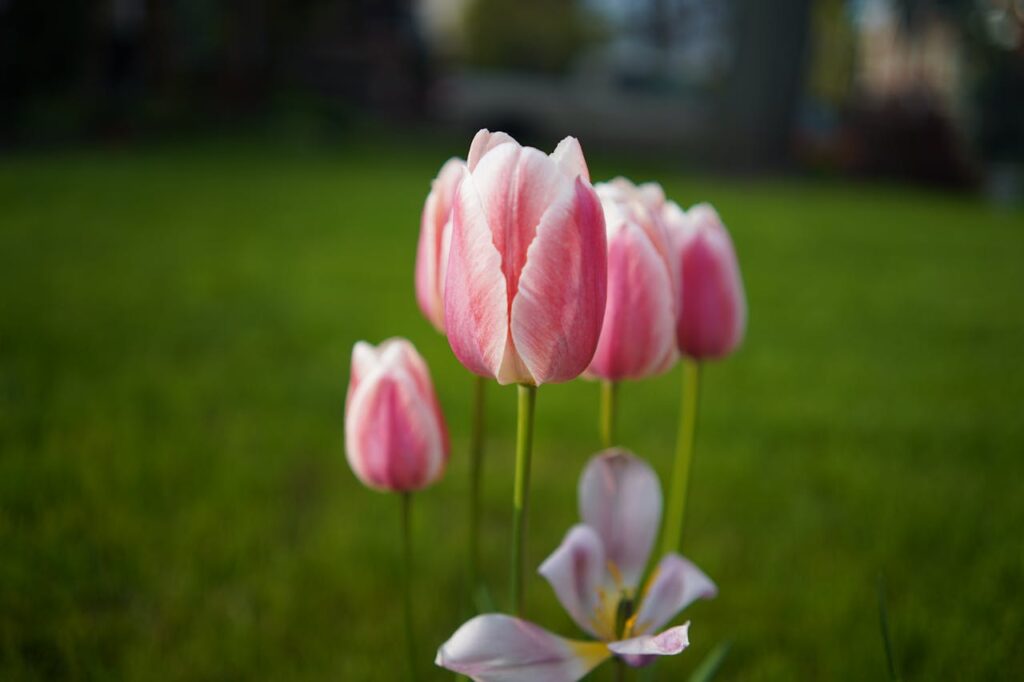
[344,337,449,492]
[444,129,607,386]
[415,157,465,333]
[436,449,716,681]
[588,178,679,381]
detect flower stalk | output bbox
[661,358,701,556]
[400,492,418,681]
[510,384,537,616]
[600,380,619,448]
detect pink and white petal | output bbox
[473,144,567,305]
[510,178,607,385]
[377,339,431,403]
[550,136,590,182]
[635,181,666,211]
[538,524,613,640]
[633,554,717,635]
[444,171,510,380]
[346,341,380,408]
[607,623,690,658]
[376,338,450,458]
[578,449,661,589]
[344,365,445,491]
[415,188,444,330]
[467,129,518,170]
[587,221,677,381]
[672,203,747,359]
[438,216,454,317]
[435,614,611,682]
[416,158,465,332]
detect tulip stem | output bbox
[661,358,701,556]
[600,380,619,448]
[510,384,537,616]
[468,375,487,606]
[400,492,419,682]
[615,658,628,682]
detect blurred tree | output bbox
[720,0,813,168]
[462,0,603,73]
[808,0,856,108]
[891,0,1024,162]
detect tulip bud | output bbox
[587,178,678,381]
[345,338,449,492]
[444,129,607,386]
[664,202,746,360]
[415,158,465,333]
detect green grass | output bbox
[1,134,1022,681]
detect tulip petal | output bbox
[607,623,690,658]
[467,129,517,171]
[550,136,590,182]
[475,143,567,302]
[587,220,678,381]
[377,338,451,459]
[510,178,607,384]
[670,203,747,359]
[633,554,717,635]
[445,170,510,380]
[538,524,615,640]
[345,360,446,491]
[578,449,661,589]
[346,341,378,408]
[416,158,464,332]
[436,614,611,682]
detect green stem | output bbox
[661,358,701,556]
[468,375,487,600]
[615,657,628,682]
[400,493,418,682]
[510,384,537,616]
[600,380,619,449]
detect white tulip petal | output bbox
[538,525,614,640]
[436,614,610,682]
[633,554,717,635]
[578,449,662,589]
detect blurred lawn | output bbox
[1,134,1022,681]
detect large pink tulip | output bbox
[415,157,465,333]
[436,449,716,681]
[345,338,449,492]
[665,202,746,360]
[443,129,607,386]
[587,178,678,381]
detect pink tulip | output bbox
[587,178,678,381]
[345,338,449,492]
[415,157,465,333]
[436,449,716,680]
[664,202,747,360]
[443,129,607,386]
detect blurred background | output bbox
[1,0,1022,680]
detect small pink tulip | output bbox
[587,178,678,381]
[664,202,747,360]
[443,129,607,386]
[345,338,449,492]
[415,157,465,333]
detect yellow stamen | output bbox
[606,561,624,591]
